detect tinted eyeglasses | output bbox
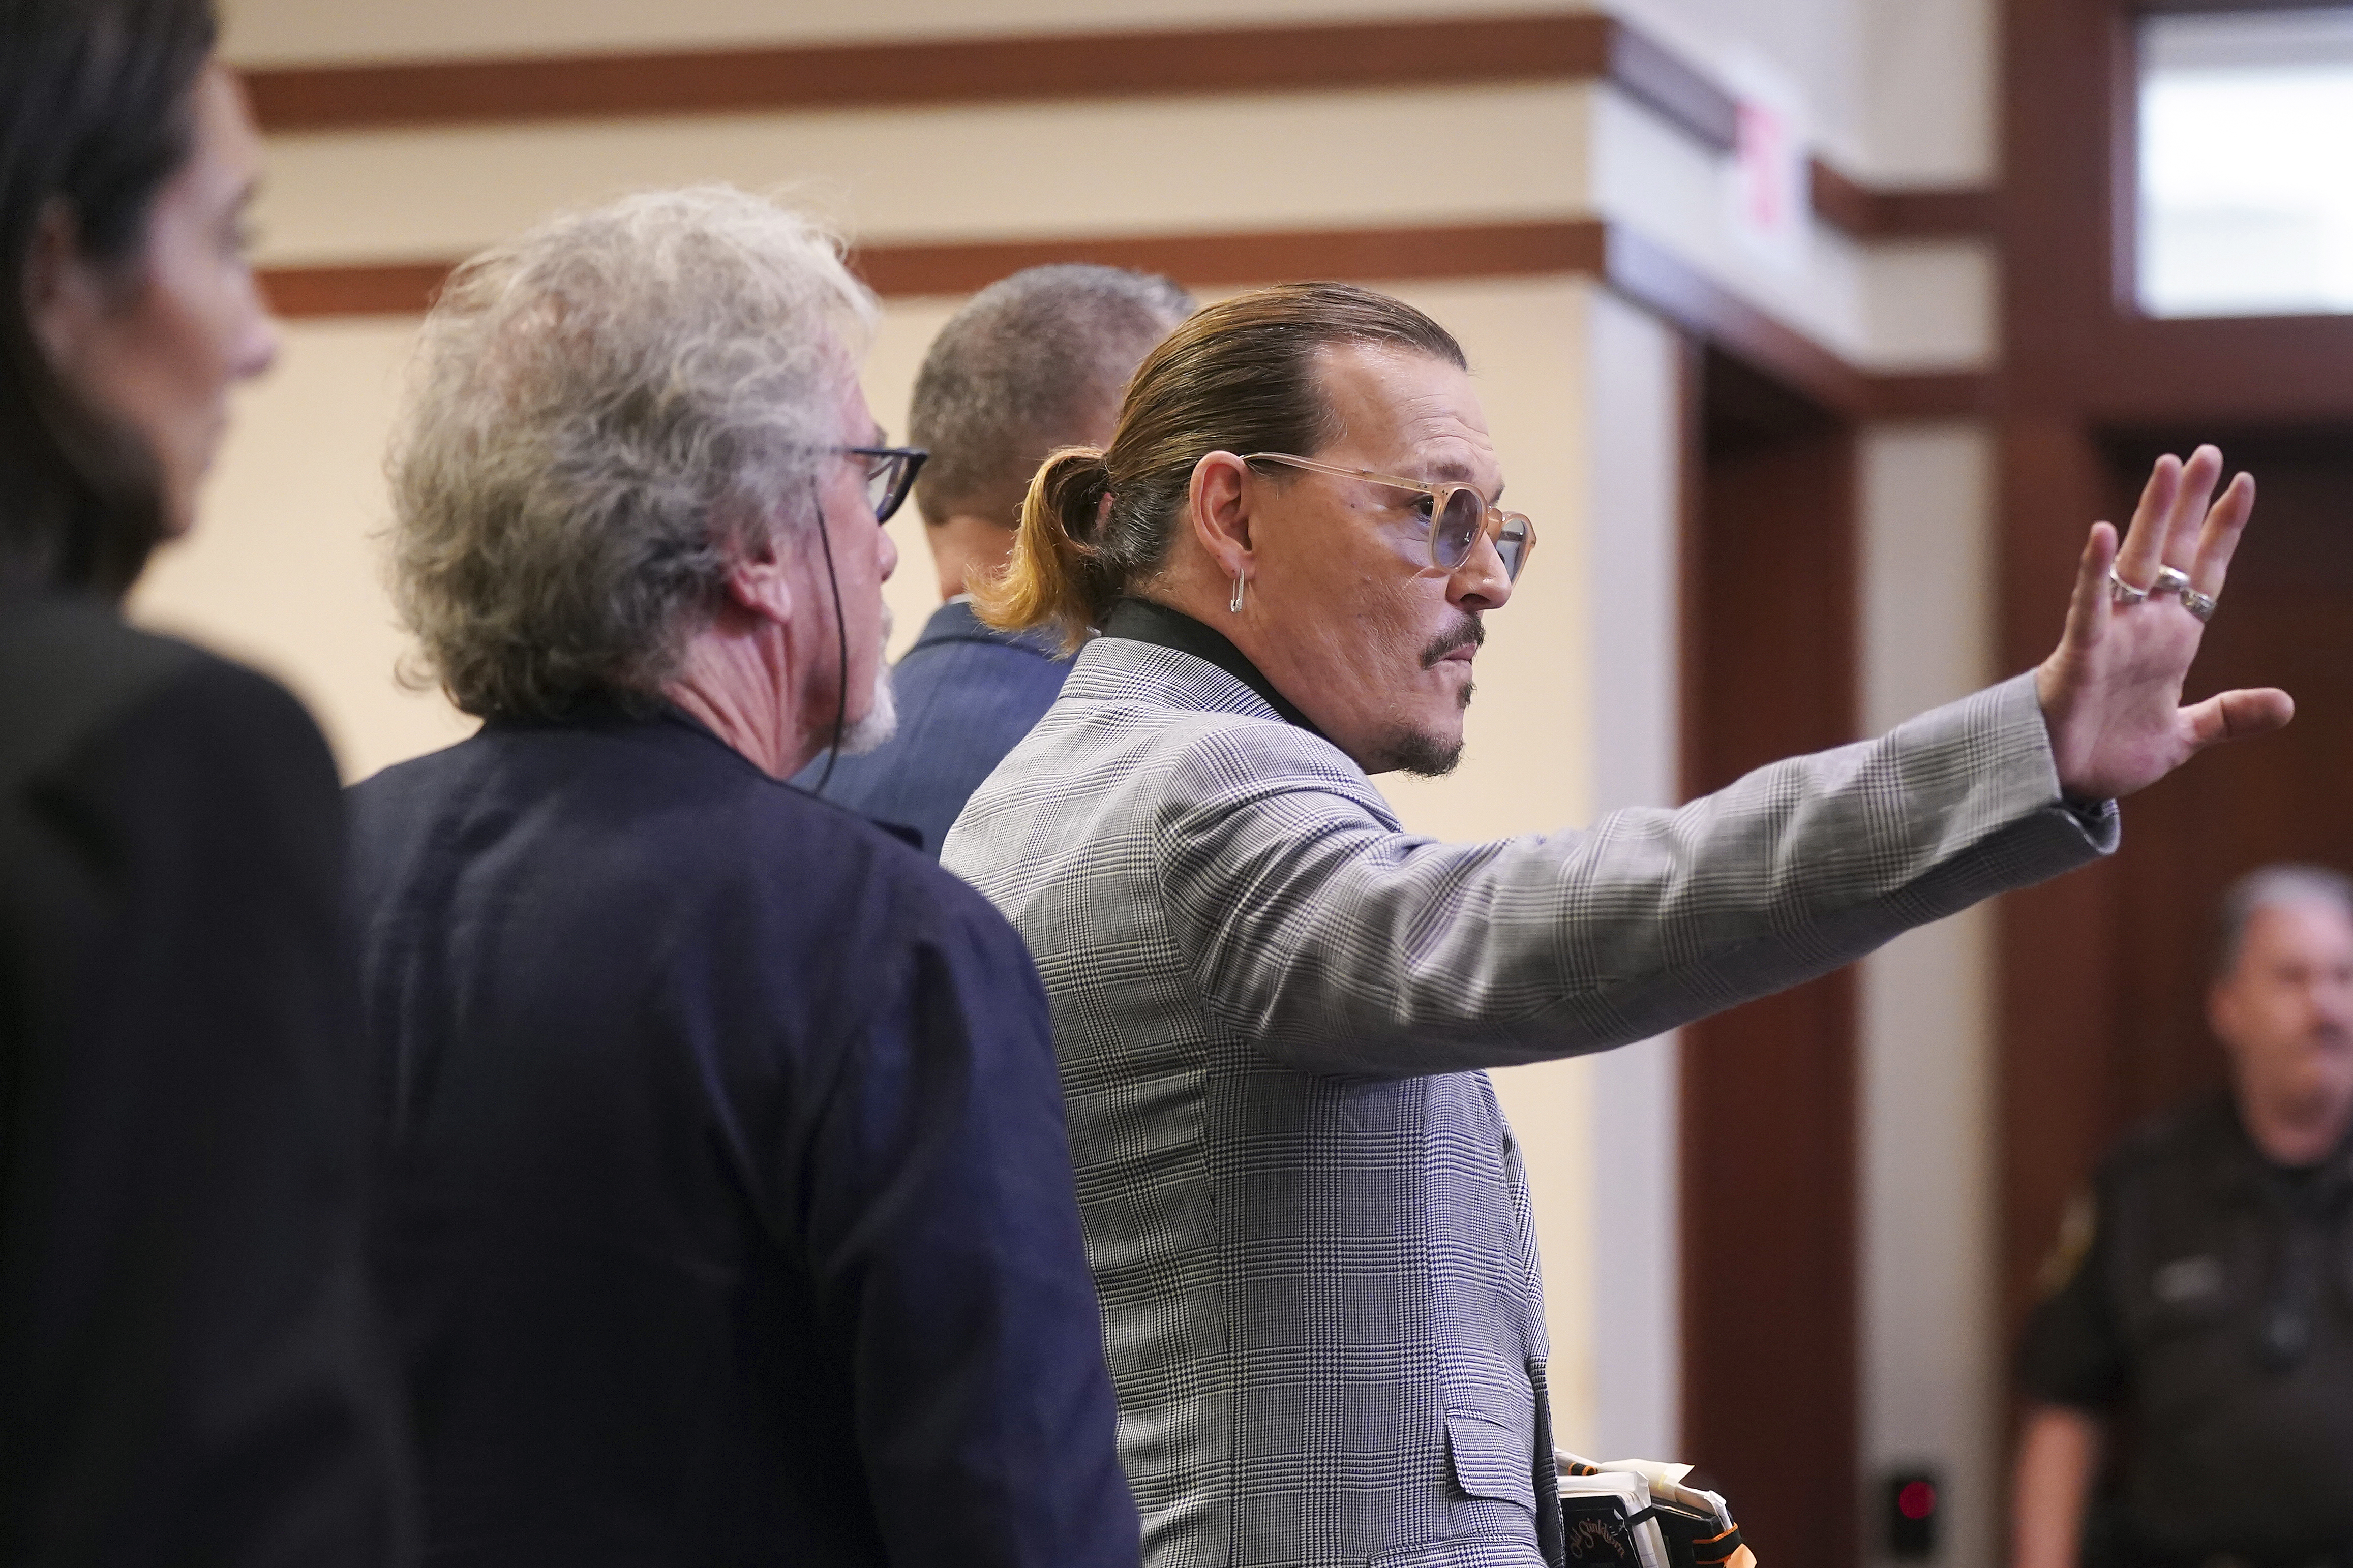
[842,445,928,522]
[1242,451,1535,581]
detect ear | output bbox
[2206,976,2238,1046]
[23,200,103,370]
[722,528,796,627]
[1186,451,1255,582]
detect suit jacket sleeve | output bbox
[1159,671,2115,1077]
[797,896,1140,1568]
[0,655,412,1564]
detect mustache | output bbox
[1419,612,1486,669]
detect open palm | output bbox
[2034,445,2292,801]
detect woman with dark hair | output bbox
[0,2,412,1559]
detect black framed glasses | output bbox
[1242,451,1536,581]
[841,445,927,522]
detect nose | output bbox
[234,268,280,382]
[878,518,899,583]
[1447,529,1514,612]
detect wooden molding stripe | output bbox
[853,222,1612,296]
[1870,368,2000,419]
[1808,159,1999,240]
[260,261,455,318]
[1596,223,1864,415]
[258,220,1990,422]
[246,15,1628,130]
[258,222,1612,318]
[242,14,1740,153]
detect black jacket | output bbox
[346,698,1138,1566]
[0,593,413,1564]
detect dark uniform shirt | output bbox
[2019,1094,2353,1566]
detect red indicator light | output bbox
[1897,1481,1937,1521]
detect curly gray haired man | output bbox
[346,187,1140,1566]
[388,183,900,757]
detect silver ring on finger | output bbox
[2109,568,2151,605]
[2181,587,2218,623]
[2152,565,2191,596]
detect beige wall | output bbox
[247,86,1598,265]
[130,320,467,778]
[1857,422,2002,1568]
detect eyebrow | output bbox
[1412,454,1504,502]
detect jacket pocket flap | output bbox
[1444,1414,1535,1510]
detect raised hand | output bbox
[2034,445,2292,801]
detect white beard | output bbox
[836,604,897,756]
[838,662,897,755]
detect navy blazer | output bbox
[797,598,1070,856]
[347,700,1137,1567]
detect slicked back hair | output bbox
[975,281,1467,653]
[910,263,1193,531]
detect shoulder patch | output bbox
[2036,1187,2097,1299]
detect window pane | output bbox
[2138,7,2353,318]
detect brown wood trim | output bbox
[1679,340,1861,1567]
[854,221,1613,297]
[243,14,1624,131]
[257,220,1615,318]
[1871,369,2000,420]
[260,262,455,317]
[258,220,1994,423]
[1808,159,1999,240]
[1598,225,1870,416]
[238,13,1744,152]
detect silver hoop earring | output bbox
[1229,574,1246,613]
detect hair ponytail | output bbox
[971,281,1467,658]
[974,445,1115,653]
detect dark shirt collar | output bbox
[2207,1093,2353,1208]
[485,687,925,848]
[1099,597,1325,737]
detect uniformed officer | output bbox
[2012,864,2353,1568]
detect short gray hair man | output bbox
[910,262,1193,597]
[2214,863,2353,978]
[796,262,1192,852]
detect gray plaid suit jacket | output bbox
[942,632,2115,1568]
